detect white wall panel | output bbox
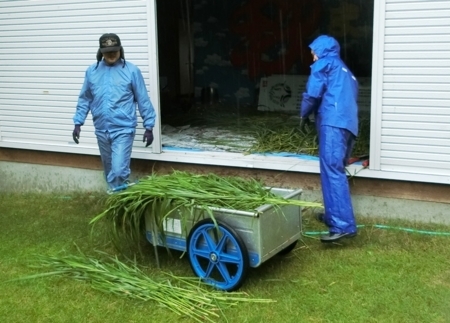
[385,34,450,43]
[0,0,158,155]
[379,0,450,178]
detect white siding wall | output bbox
[0,0,159,156]
[380,0,450,176]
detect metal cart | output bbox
[145,187,302,291]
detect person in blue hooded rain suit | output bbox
[72,33,156,191]
[300,35,358,243]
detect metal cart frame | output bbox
[145,188,302,291]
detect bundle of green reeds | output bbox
[17,252,274,322]
[249,125,319,155]
[248,115,370,156]
[164,109,370,156]
[90,171,322,252]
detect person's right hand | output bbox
[299,117,310,133]
[72,125,81,144]
[143,129,154,147]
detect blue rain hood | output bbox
[300,35,359,136]
[309,35,341,59]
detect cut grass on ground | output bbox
[1,192,449,323]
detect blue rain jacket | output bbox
[300,35,359,137]
[73,59,156,132]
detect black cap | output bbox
[99,33,122,53]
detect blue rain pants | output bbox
[95,129,135,189]
[319,125,357,234]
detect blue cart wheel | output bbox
[187,218,249,291]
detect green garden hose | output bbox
[303,224,450,236]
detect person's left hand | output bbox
[143,129,154,147]
[72,125,81,144]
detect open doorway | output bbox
[156,0,373,157]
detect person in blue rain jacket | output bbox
[72,33,156,191]
[300,35,359,243]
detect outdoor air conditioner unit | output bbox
[257,74,371,114]
[257,74,308,113]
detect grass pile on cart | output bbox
[13,251,274,323]
[90,171,322,252]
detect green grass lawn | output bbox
[1,192,449,323]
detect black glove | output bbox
[299,117,310,133]
[143,129,154,147]
[72,125,81,144]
